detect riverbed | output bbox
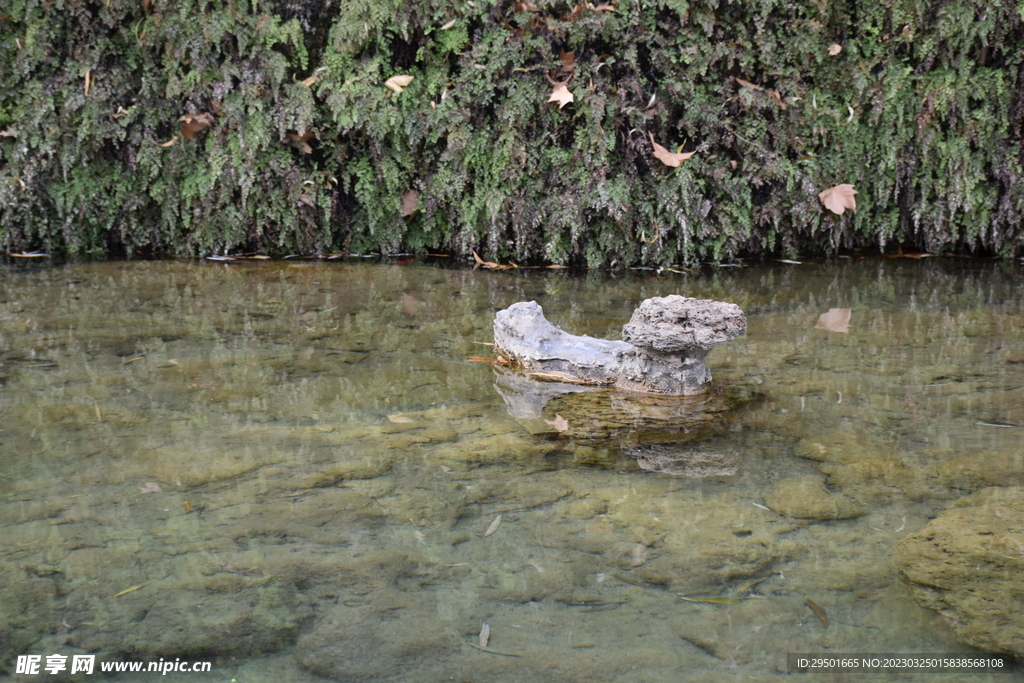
[1,257,1021,682]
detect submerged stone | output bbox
[764,476,866,520]
[896,487,1024,654]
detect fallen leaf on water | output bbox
[401,189,419,217]
[887,245,933,259]
[814,308,851,333]
[478,622,490,648]
[545,414,569,432]
[484,513,502,537]
[179,112,214,140]
[113,582,152,597]
[387,414,414,423]
[818,184,857,215]
[472,250,516,270]
[649,131,695,168]
[678,595,743,604]
[384,74,414,94]
[138,482,162,493]
[806,597,830,628]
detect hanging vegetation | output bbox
[1,0,1021,265]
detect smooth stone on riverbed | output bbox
[764,476,866,519]
[895,486,1024,654]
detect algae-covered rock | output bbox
[895,487,1024,654]
[764,476,865,520]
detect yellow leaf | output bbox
[649,132,695,167]
[157,135,179,147]
[818,184,857,215]
[384,74,414,94]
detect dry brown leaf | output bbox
[472,250,516,270]
[286,129,314,154]
[806,598,830,628]
[157,134,179,147]
[545,414,569,432]
[299,68,325,87]
[649,132,695,168]
[401,189,419,217]
[547,75,574,108]
[814,308,851,333]
[818,184,857,215]
[478,622,491,648]
[515,1,539,11]
[400,292,419,317]
[484,514,502,537]
[179,112,214,140]
[559,49,576,72]
[592,3,616,9]
[828,43,842,56]
[733,77,786,109]
[384,74,414,94]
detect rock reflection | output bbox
[625,443,741,477]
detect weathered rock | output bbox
[895,487,1024,654]
[493,296,745,396]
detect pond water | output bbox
[1,257,1022,682]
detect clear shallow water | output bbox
[0,258,1022,682]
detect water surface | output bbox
[1,258,1022,682]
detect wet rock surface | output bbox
[493,296,746,396]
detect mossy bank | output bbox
[1,0,1022,265]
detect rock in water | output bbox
[493,295,746,396]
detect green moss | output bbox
[0,0,1021,263]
